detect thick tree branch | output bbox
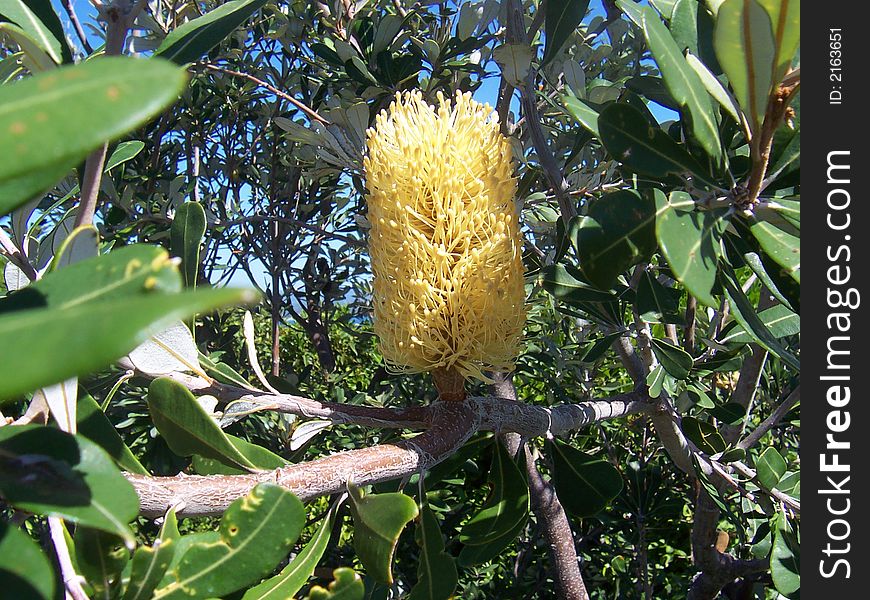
[126,370,650,517]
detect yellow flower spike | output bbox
[364,90,526,398]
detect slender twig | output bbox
[76,0,147,228]
[0,227,38,281]
[49,517,90,600]
[62,0,94,54]
[737,386,800,451]
[199,63,329,125]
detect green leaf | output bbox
[154,0,269,64]
[572,190,657,290]
[718,447,746,463]
[0,286,254,401]
[755,447,786,490]
[74,527,129,598]
[721,269,800,370]
[756,0,800,82]
[0,57,188,216]
[77,392,149,475]
[242,497,343,600]
[669,0,699,55]
[681,416,726,454]
[709,402,747,425]
[147,377,258,471]
[542,0,591,65]
[562,93,599,137]
[154,484,305,599]
[0,22,56,71]
[408,500,458,600]
[541,263,619,304]
[637,270,684,324]
[713,0,776,132]
[104,140,145,172]
[719,304,799,344]
[739,250,798,312]
[770,511,800,598]
[0,245,180,313]
[642,5,722,163]
[192,433,287,475]
[598,103,715,186]
[646,364,667,398]
[651,338,693,379]
[0,425,139,541]
[305,568,364,600]
[171,202,207,289]
[0,0,62,63]
[459,439,529,547]
[685,51,743,126]
[655,190,727,307]
[747,217,800,283]
[0,520,56,599]
[123,528,177,600]
[348,483,419,584]
[550,439,623,517]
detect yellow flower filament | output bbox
[364,90,525,383]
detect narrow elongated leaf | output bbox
[154,0,269,64]
[598,103,715,186]
[748,217,800,283]
[713,0,776,131]
[154,484,305,599]
[721,270,800,370]
[242,497,344,600]
[459,439,529,546]
[0,22,55,71]
[637,270,684,324]
[74,527,129,598]
[0,287,254,401]
[573,190,657,290]
[541,263,619,304]
[681,416,726,454]
[192,433,287,475]
[0,521,56,599]
[104,140,145,172]
[757,0,800,81]
[171,202,207,289]
[542,0,591,65]
[642,5,722,162]
[127,321,204,376]
[348,482,419,584]
[686,51,743,126]
[655,190,727,306]
[123,511,180,600]
[651,338,693,379]
[77,393,149,475]
[770,511,800,598]
[123,538,176,600]
[0,0,62,63]
[148,377,258,470]
[550,439,623,517]
[719,304,799,344]
[0,425,139,540]
[755,447,786,490]
[0,57,187,215]
[562,93,599,136]
[408,501,458,600]
[305,568,364,600]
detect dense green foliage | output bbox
[1,1,799,599]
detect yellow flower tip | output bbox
[364,90,526,383]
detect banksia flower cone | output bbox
[364,90,526,390]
